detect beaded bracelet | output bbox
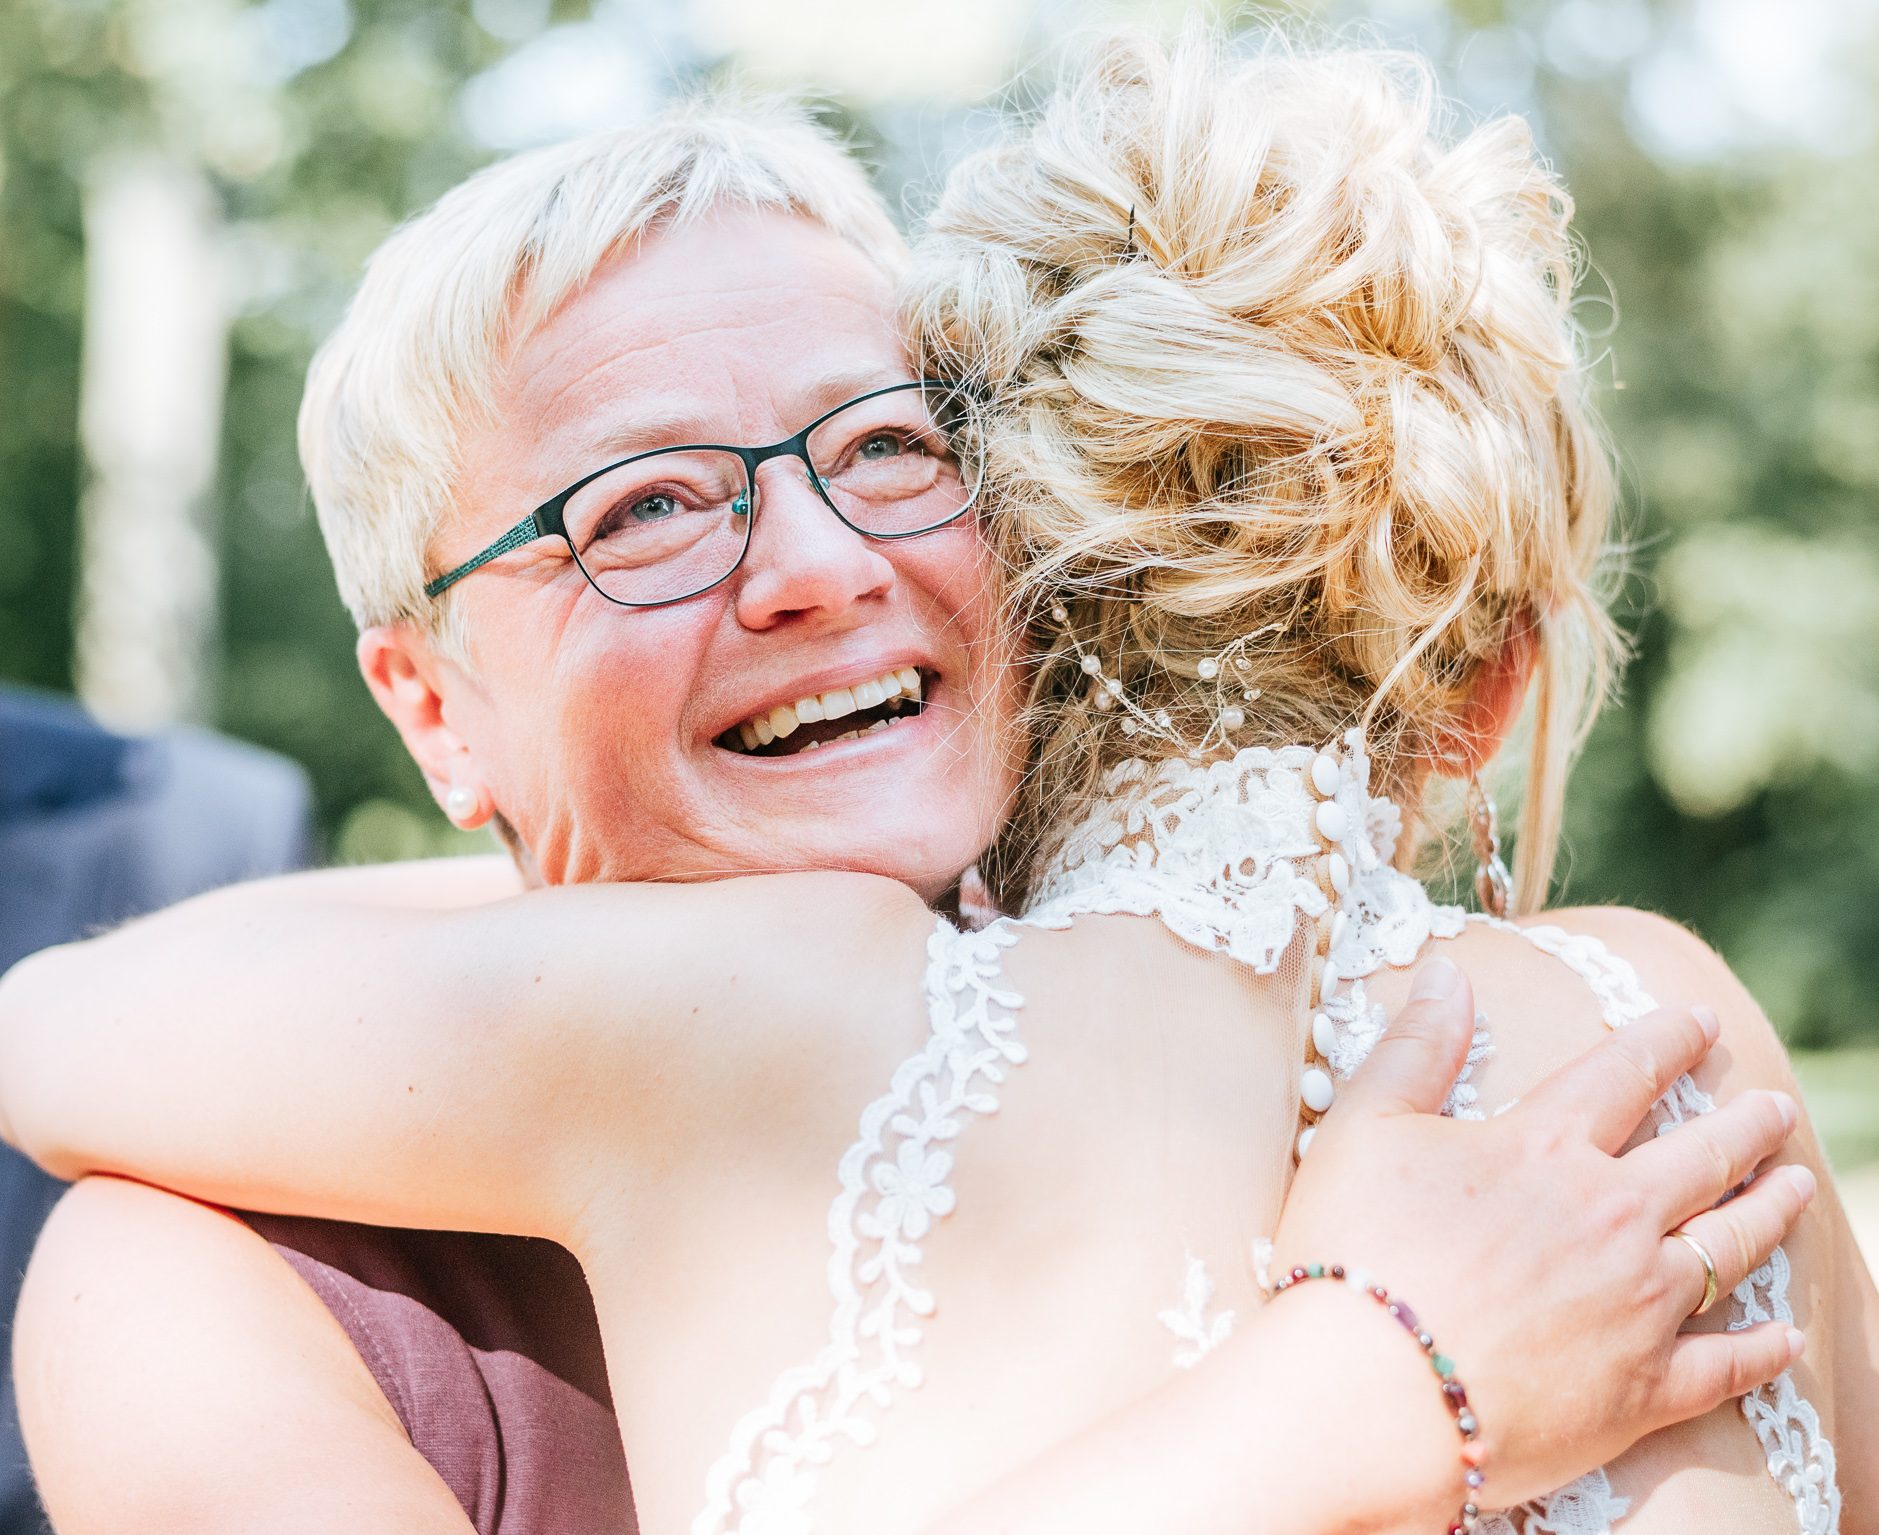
[1270,1263,1486,1534]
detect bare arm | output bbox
[12,951,1812,1535]
[13,1176,476,1535]
[0,862,919,1243]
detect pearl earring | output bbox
[444,785,479,827]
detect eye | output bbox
[857,431,914,461]
[629,492,680,522]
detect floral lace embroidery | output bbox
[1475,1476,1632,1535]
[1025,736,1470,976]
[693,919,1027,1535]
[1315,977,1493,1120]
[1473,916,1841,1535]
[1159,1254,1236,1368]
[1025,747,1333,971]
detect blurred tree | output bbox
[1506,15,1879,1046]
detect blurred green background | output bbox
[2,1,1875,1181]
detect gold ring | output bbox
[1671,1229,1720,1316]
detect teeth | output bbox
[729,667,925,754]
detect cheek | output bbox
[904,522,1006,651]
[952,537,1020,708]
[538,609,714,800]
[899,524,1025,782]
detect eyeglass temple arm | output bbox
[423,514,548,600]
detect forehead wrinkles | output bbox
[518,275,893,416]
[513,328,909,491]
[504,222,896,420]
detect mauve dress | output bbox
[243,1215,635,1534]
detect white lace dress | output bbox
[695,735,1841,1535]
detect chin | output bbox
[769,805,983,903]
[689,737,1008,899]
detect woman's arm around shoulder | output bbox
[0,863,934,1244]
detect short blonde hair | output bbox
[906,31,1618,913]
[300,95,907,652]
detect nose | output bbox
[732,457,896,632]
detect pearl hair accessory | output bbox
[444,784,479,827]
[1053,602,1182,745]
[1047,602,1280,748]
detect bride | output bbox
[3,31,1872,1535]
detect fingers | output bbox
[1627,1088,1799,1227]
[1659,1322,1806,1427]
[1516,1006,1719,1154]
[1665,1162,1816,1311]
[1335,959,1475,1118]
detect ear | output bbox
[356,624,494,829]
[1433,619,1539,780]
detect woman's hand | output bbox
[1272,957,1812,1512]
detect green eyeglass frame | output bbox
[422,379,979,609]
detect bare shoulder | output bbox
[1366,905,1795,1129]
[16,1176,473,1534]
[1543,904,1798,1093]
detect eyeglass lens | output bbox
[562,382,978,606]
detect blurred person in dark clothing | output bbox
[0,686,313,1533]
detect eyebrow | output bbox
[553,364,916,475]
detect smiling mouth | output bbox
[716,667,928,759]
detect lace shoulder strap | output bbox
[1475,916,1841,1535]
[693,918,1028,1535]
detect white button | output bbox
[1296,1125,1316,1158]
[1312,1012,1337,1056]
[1301,1067,1336,1113]
[1314,801,1348,843]
[1329,910,1349,951]
[1327,852,1350,893]
[1311,752,1341,798]
[1319,962,1341,1005]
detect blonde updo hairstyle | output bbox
[905,31,1618,915]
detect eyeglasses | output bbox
[423,379,981,609]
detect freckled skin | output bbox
[395,210,1021,896]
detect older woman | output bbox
[0,66,1840,1535]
